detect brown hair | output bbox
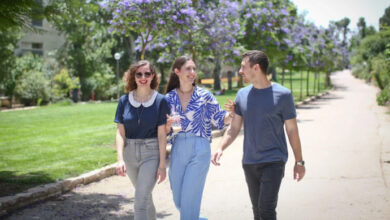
[165,55,196,93]
[242,50,269,74]
[123,60,159,93]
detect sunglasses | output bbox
[135,72,152,79]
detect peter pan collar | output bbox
[128,90,158,107]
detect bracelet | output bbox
[158,167,166,170]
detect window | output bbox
[21,42,44,56]
[32,43,43,49]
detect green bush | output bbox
[14,70,51,106]
[52,68,80,101]
[377,89,390,105]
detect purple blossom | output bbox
[180,8,196,17]
[281,8,288,16]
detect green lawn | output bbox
[0,102,118,196]
[213,71,329,106]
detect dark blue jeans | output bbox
[243,161,285,220]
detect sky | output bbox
[291,0,389,32]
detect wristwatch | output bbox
[295,160,305,166]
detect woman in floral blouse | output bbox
[165,56,233,220]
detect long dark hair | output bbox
[165,55,196,93]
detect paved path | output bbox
[5,70,390,219]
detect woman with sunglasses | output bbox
[114,60,170,220]
[165,56,234,220]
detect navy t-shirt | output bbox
[114,93,170,139]
[235,83,296,164]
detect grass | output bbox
[0,102,118,196]
[211,71,329,106]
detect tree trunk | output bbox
[313,71,317,94]
[141,46,146,60]
[227,70,233,90]
[238,74,243,88]
[213,59,221,91]
[306,70,310,96]
[289,69,293,91]
[317,72,321,92]
[158,65,166,93]
[281,67,285,85]
[325,72,331,88]
[300,70,303,100]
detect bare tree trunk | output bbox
[313,70,317,94]
[213,59,221,91]
[300,70,303,100]
[289,69,293,91]
[317,72,321,92]
[325,72,331,88]
[306,70,310,96]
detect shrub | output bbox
[52,69,80,101]
[14,70,51,106]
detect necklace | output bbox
[134,90,152,125]
[137,106,144,125]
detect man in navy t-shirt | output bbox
[212,50,305,220]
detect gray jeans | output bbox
[123,138,160,220]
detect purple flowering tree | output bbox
[194,0,241,90]
[134,0,242,90]
[240,0,297,63]
[102,0,196,60]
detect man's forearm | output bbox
[287,129,303,161]
[219,124,241,151]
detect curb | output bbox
[0,90,330,217]
[0,164,116,216]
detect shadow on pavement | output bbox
[5,192,173,220]
[296,105,320,110]
[297,119,314,124]
[0,170,55,197]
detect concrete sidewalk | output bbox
[5,70,390,219]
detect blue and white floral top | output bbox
[166,86,227,143]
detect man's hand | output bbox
[293,164,305,181]
[211,149,223,166]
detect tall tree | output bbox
[357,17,366,38]
[334,17,350,47]
[0,0,54,32]
[49,0,117,100]
[0,27,22,105]
[379,6,390,30]
[104,0,195,60]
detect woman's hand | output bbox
[116,160,126,176]
[165,114,173,133]
[224,99,235,113]
[156,167,166,184]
